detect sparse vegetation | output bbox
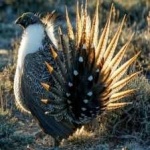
[0,114,33,150]
[0,0,150,149]
[98,75,150,140]
[0,65,34,150]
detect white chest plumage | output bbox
[17,24,45,70]
[14,24,45,113]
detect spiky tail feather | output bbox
[42,1,140,125]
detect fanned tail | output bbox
[41,1,140,124]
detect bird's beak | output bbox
[15,16,22,25]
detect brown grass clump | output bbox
[0,38,19,113]
[0,66,15,113]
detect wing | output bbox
[21,50,77,141]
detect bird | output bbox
[14,1,140,148]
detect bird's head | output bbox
[15,12,41,28]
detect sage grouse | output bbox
[14,1,140,147]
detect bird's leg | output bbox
[52,138,60,150]
[55,138,60,147]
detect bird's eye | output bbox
[30,17,34,23]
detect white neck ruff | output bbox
[17,24,45,69]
